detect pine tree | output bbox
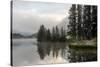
[60,27,66,41]
[91,6,97,38]
[77,4,83,40]
[55,26,60,41]
[68,4,97,40]
[46,29,51,41]
[37,25,46,42]
[52,27,56,41]
[83,5,92,39]
[68,4,77,39]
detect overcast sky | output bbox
[12,1,71,35]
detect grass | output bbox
[68,38,97,49]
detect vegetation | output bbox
[36,4,97,62]
[37,4,97,52]
[37,25,66,42]
[69,38,97,49]
[68,4,97,40]
[37,4,97,44]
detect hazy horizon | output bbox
[12,1,71,35]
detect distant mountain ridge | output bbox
[12,33,37,38]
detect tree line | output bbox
[68,4,97,40]
[37,25,66,42]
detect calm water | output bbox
[12,38,97,66]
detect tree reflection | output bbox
[37,42,67,60]
[68,48,97,62]
[37,42,97,62]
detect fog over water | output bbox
[13,38,97,66]
[13,39,69,66]
[12,1,71,35]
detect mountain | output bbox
[12,33,24,38]
[12,33,37,38]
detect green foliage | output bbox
[68,4,97,40]
[37,25,66,42]
[37,25,47,42]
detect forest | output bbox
[37,4,97,42]
[68,4,97,40]
[37,25,66,42]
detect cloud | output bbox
[12,1,71,35]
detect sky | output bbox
[12,1,71,35]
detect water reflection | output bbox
[68,48,97,62]
[37,42,67,60]
[12,39,97,66]
[37,42,97,63]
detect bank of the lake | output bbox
[68,38,97,49]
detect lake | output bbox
[12,38,97,66]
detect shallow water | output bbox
[12,38,97,66]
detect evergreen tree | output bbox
[68,4,77,39]
[37,25,46,42]
[83,5,91,39]
[55,26,60,41]
[37,25,66,42]
[91,6,97,38]
[52,27,55,41]
[83,5,97,39]
[46,29,51,41]
[68,4,97,40]
[60,27,66,41]
[77,4,83,40]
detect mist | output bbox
[12,1,71,35]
